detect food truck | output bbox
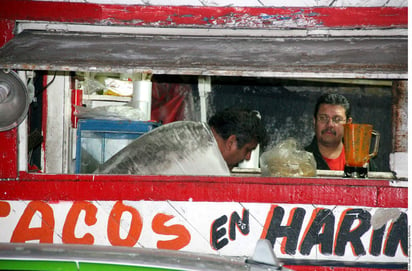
[0,0,408,270]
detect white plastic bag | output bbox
[96,121,230,176]
[260,138,316,177]
[74,104,146,121]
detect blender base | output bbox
[344,165,368,178]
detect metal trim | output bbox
[0,23,407,79]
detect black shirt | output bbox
[304,137,377,171]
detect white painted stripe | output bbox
[16,21,408,37]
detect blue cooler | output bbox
[75,119,159,173]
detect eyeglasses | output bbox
[317,115,346,124]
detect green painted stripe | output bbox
[0,260,183,271]
[0,260,78,271]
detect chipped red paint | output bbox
[0,1,102,24]
[0,19,14,47]
[0,1,407,30]
[0,172,407,209]
[377,186,408,208]
[0,3,407,271]
[0,128,17,179]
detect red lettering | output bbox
[0,201,10,217]
[152,213,191,250]
[11,201,54,243]
[107,201,142,247]
[62,201,97,244]
[260,204,277,239]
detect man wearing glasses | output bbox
[305,93,352,170]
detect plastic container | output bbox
[75,119,159,173]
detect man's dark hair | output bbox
[314,93,351,119]
[208,107,268,149]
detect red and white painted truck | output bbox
[0,1,408,270]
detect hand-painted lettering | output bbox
[210,209,250,250]
[260,205,407,258]
[1,200,407,264]
[152,213,191,250]
[0,201,10,217]
[300,208,334,255]
[370,225,385,256]
[107,201,142,247]
[62,201,97,244]
[229,208,249,241]
[384,212,407,256]
[335,209,371,256]
[210,215,228,250]
[262,205,306,255]
[11,201,54,243]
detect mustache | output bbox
[321,128,336,135]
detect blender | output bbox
[343,123,380,178]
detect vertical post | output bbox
[392,80,408,151]
[17,71,29,173]
[45,72,71,173]
[390,80,408,178]
[198,76,211,123]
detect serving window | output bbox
[0,22,407,177]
